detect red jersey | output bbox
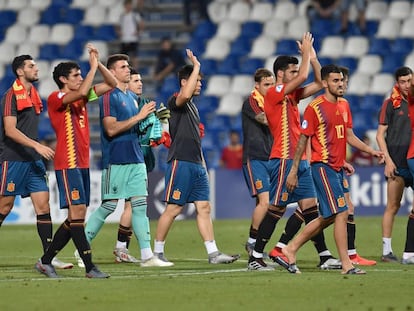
[337,97,353,129]
[264,83,305,159]
[302,95,347,171]
[47,91,90,170]
[221,145,243,169]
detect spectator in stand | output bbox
[183,0,210,27]
[307,0,341,20]
[153,37,186,92]
[117,0,144,69]
[220,130,243,170]
[340,0,366,34]
[350,133,375,166]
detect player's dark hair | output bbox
[254,68,274,83]
[338,66,349,79]
[12,55,33,77]
[394,66,413,81]
[129,67,138,75]
[52,61,80,89]
[273,56,299,76]
[321,64,342,80]
[106,54,129,70]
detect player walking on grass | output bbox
[82,54,172,268]
[247,32,331,271]
[279,64,384,275]
[35,44,117,278]
[377,66,414,264]
[267,66,377,268]
[0,54,72,270]
[153,49,239,265]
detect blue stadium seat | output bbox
[216,56,240,75]
[241,21,263,39]
[276,39,299,55]
[381,53,405,73]
[238,57,265,75]
[368,38,391,57]
[186,39,205,57]
[39,44,61,60]
[192,21,216,41]
[391,38,413,55]
[337,57,358,73]
[40,5,64,24]
[0,11,17,29]
[359,94,384,112]
[95,25,117,41]
[60,39,83,59]
[62,8,84,24]
[228,37,251,58]
[73,25,96,42]
[197,95,219,113]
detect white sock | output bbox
[348,249,357,256]
[116,241,127,249]
[252,250,263,258]
[141,247,153,261]
[154,240,165,254]
[247,237,256,244]
[204,240,219,255]
[319,250,332,257]
[276,242,286,249]
[382,237,392,255]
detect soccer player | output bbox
[241,68,275,256]
[377,66,414,264]
[247,32,327,271]
[267,66,377,267]
[83,54,172,267]
[279,64,383,274]
[0,54,72,270]
[153,49,239,265]
[35,44,117,278]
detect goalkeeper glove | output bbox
[155,103,171,124]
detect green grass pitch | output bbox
[0,216,412,311]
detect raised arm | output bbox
[175,49,200,107]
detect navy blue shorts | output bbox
[311,163,348,218]
[243,159,271,197]
[55,168,90,209]
[0,160,48,197]
[269,158,316,207]
[164,160,209,205]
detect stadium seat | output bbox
[17,7,40,26]
[365,1,388,20]
[40,5,63,24]
[204,75,232,97]
[228,37,251,58]
[360,94,384,112]
[73,25,95,42]
[203,37,230,61]
[192,21,217,41]
[319,36,345,59]
[230,75,253,96]
[199,58,217,76]
[5,24,28,45]
[367,38,391,58]
[216,93,244,116]
[0,10,16,29]
[249,2,274,22]
[80,41,108,61]
[342,36,369,58]
[207,1,228,24]
[71,0,95,9]
[405,52,414,69]
[369,73,394,95]
[5,0,28,10]
[337,57,358,73]
[391,38,413,55]
[227,1,251,23]
[49,24,74,45]
[262,19,286,40]
[356,55,382,75]
[95,25,117,41]
[38,78,57,100]
[35,60,51,80]
[347,73,371,96]
[62,8,84,24]
[29,0,52,10]
[82,6,107,26]
[215,56,240,75]
[106,3,124,24]
[16,42,40,60]
[27,25,50,45]
[60,39,84,59]
[381,53,406,73]
[240,21,263,40]
[273,1,297,21]
[388,1,411,20]
[400,17,414,38]
[376,18,401,39]
[249,36,276,59]
[96,0,118,7]
[238,58,265,75]
[0,43,16,65]
[276,39,299,55]
[215,20,241,41]
[39,44,61,61]
[286,16,309,39]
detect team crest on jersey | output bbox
[255,179,263,190]
[343,178,349,188]
[71,189,80,201]
[337,196,346,208]
[275,84,283,93]
[112,186,118,194]
[7,181,15,192]
[301,120,308,129]
[281,192,289,202]
[172,189,181,200]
